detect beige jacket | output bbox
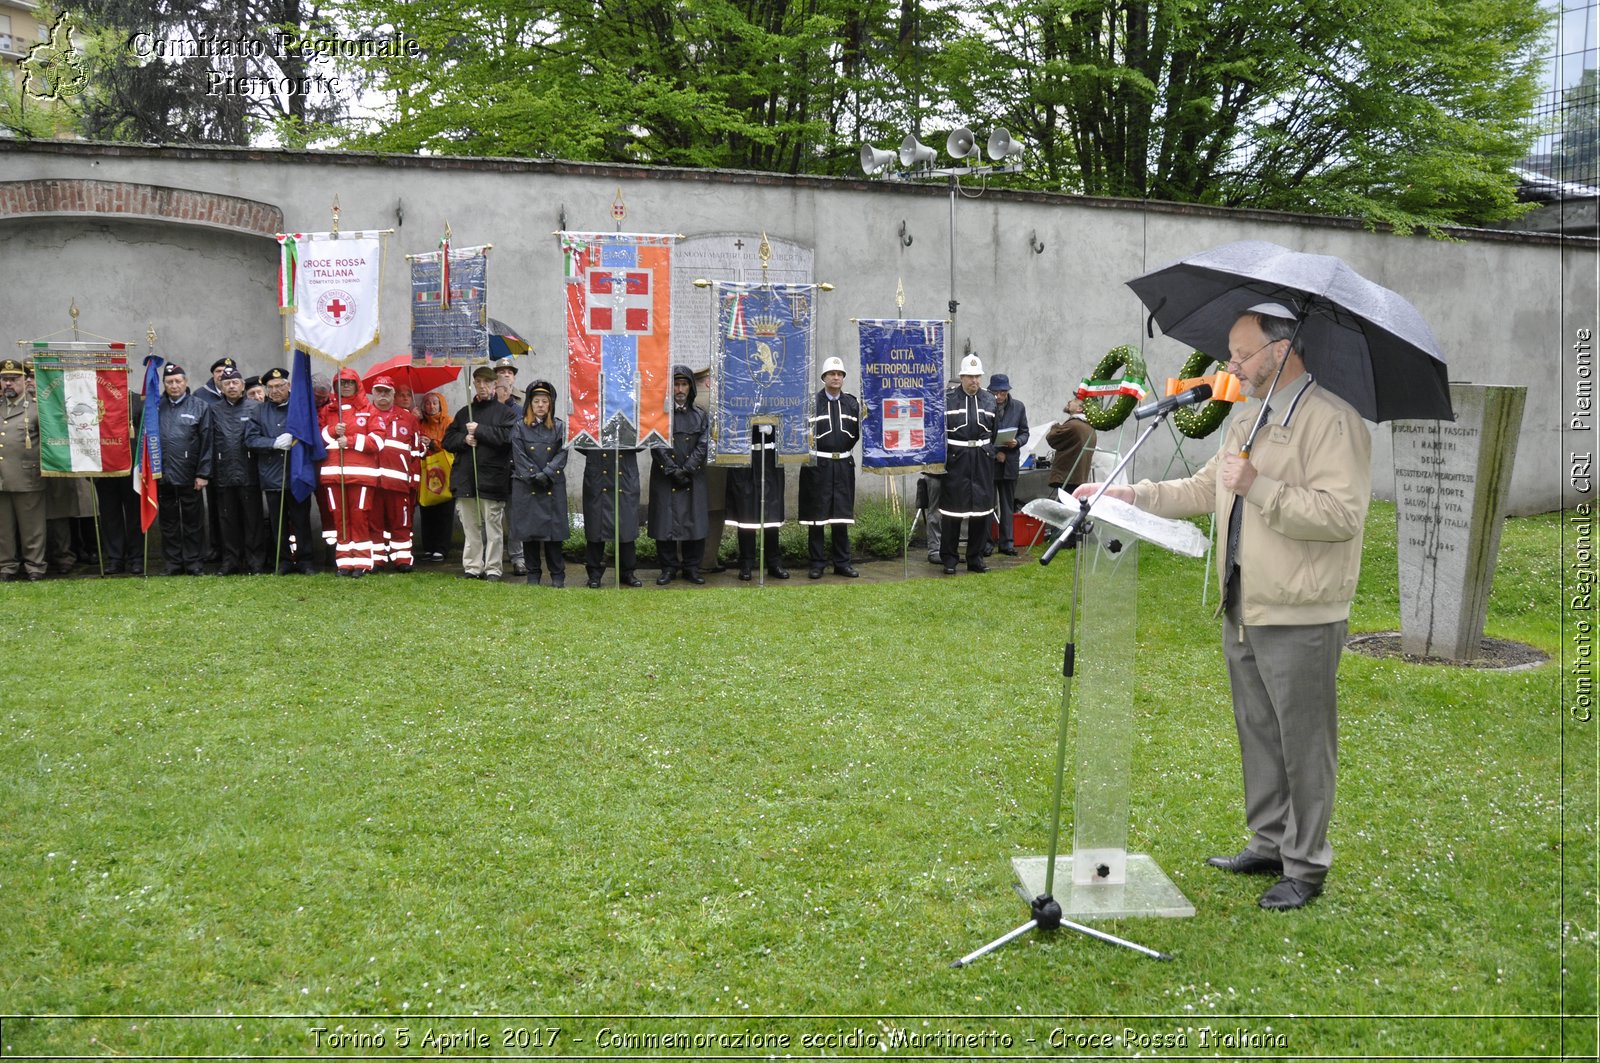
[1131,375,1371,626]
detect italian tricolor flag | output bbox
[32,346,134,476]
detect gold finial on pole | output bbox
[444,220,453,242]
[69,298,80,341]
[147,322,157,350]
[331,194,341,236]
[758,231,771,282]
[896,278,905,314]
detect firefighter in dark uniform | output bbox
[579,443,643,588]
[726,421,788,581]
[798,356,861,578]
[648,365,710,585]
[939,353,997,574]
[155,363,215,575]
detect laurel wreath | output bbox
[1079,345,1147,430]
[1172,352,1232,439]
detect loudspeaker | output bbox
[899,135,936,168]
[987,127,1025,162]
[946,126,980,161]
[860,144,896,175]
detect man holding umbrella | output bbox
[1077,303,1371,911]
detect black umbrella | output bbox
[1127,240,1452,422]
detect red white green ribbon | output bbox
[1077,375,1149,401]
[276,234,300,311]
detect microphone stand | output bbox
[956,404,1182,967]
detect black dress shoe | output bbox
[967,561,990,573]
[622,575,643,588]
[128,564,144,576]
[738,568,753,581]
[981,543,995,557]
[1259,877,1323,910]
[1206,850,1284,875]
[584,579,601,588]
[998,547,1019,556]
[943,564,958,575]
[767,566,789,579]
[834,564,859,578]
[684,571,705,585]
[102,563,124,576]
[656,570,676,585]
[808,567,824,579]
[25,572,45,581]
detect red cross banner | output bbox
[561,231,675,448]
[277,231,386,363]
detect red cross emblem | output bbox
[317,289,356,328]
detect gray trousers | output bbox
[1222,607,1346,885]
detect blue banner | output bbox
[410,248,489,364]
[710,282,816,465]
[858,319,946,474]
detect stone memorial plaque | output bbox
[1392,383,1526,659]
[671,234,813,372]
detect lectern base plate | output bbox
[1012,853,1195,919]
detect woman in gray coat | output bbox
[509,380,570,586]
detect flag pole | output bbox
[142,324,155,580]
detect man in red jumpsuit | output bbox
[318,367,382,577]
[368,375,423,571]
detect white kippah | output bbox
[1245,301,1297,320]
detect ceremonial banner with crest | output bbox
[858,319,946,474]
[711,282,816,465]
[276,231,385,362]
[561,231,675,448]
[30,343,133,476]
[410,245,490,363]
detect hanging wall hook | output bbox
[1029,230,1045,255]
[898,220,913,248]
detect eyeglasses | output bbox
[1229,338,1282,368]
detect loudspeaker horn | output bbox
[899,135,936,169]
[860,143,896,175]
[987,127,1025,162]
[946,126,980,161]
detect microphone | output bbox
[1134,383,1212,420]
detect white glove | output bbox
[273,433,294,450]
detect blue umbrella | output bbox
[1127,240,1452,422]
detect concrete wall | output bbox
[1,140,1594,514]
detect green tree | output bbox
[68,0,346,144]
[935,0,1551,231]
[1552,67,1599,186]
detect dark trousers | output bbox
[994,479,1017,549]
[737,527,782,572]
[657,538,705,576]
[584,539,637,581]
[523,540,566,584]
[807,524,851,567]
[93,478,144,570]
[940,515,990,567]
[215,484,266,573]
[157,482,206,574]
[264,490,316,573]
[418,500,455,559]
[204,485,221,560]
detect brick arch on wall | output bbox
[0,179,283,238]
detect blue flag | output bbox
[710,282,816,465]
[133,354,165,531]
[287,349,328,502]
[858,319,946,474]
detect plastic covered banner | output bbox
[30,343,133,476]
[562,231,675,448]
[277,231,385,363]
[710,282,816,465]
[858,318,946,474]
[409,245,490,364]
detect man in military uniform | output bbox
[0,358,46,580]
[155,363,214,576]
[648,365,710,584]
[939,353,997,574]
[798,356,861,578]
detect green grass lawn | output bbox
[0,504,1592,1059]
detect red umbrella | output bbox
[361,353,462,394]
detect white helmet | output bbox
[820,356,847,378]
[959,353,984,377]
